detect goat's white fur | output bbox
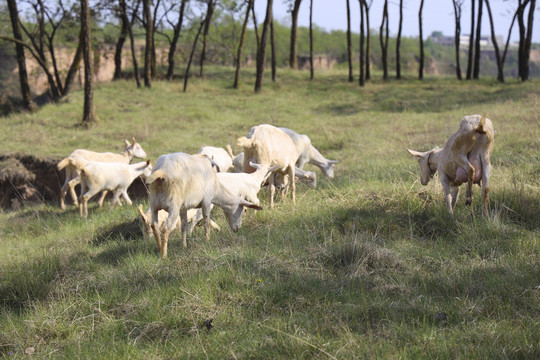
[408,114,494,215]
[197,145,234,172]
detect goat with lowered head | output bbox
[57,138,147,209]
[408,114,494,215]
[146,153,262,259]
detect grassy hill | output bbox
[0,68,539,358]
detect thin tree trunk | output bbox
[183,20,205,92]
[251,4,260,49]
[6,0,36,111]
[234,0,253,88]
[309,0,314,80]
[522,0,535,80]
[452,1,463,80]
[114,15,128,80]
[166,0,188,80]
[396,0,403,79]
[380,0,389,80]
[119,0,140,87]
[63,32,83,95]
[472,0,483,80]
[143,0,153,87]
[359,0,365,87]
[346,0,353,82]
[418,0,425,79]
[80,0,96,127]
[200,0,215,78]
[363,1,370,80]
[289,0,302,69]
[254,0,273,93]
[150,0,160,78]
[466,0,475,79]
[270,19,276,81]
[484,0,503,82]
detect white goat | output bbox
[197,145,234,172]
[408,114,494,215]
[237,124,298,208]
[278,127,338,178]
[79,160,152,217]
[57,138,147,209]
[137,205,221,239]
[146,153,262,259]
[217,162,280,206]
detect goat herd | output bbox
[57,115,494,259]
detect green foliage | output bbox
[0,69,539,358]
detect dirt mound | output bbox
[0,153,148,210]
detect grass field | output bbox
[1,68,539,359]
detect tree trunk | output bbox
[521,0,535,81]
[289,0,302,69]
[200,0,215,78]
[166,0,188,80]
[484,0,503,82]
[254,0,273,93]
[452,1,463,80]
[466,0,475,79]
[63,32,83,95]
[251,4,260,49]
[346,0,353,82]
[183,20,205,92]
[143,0,153,87]
[380,0,389,80]
[234,0,253,88]
[80,0,96,127]
[270,19,276,82]
[363,1,370,80]
[6,0,36,111]
[418,0,425,79]
[114,15,128,80]
[473,0,483,80]
[396,0,403,79]
[309,0,314,80]
[359,0,365,87]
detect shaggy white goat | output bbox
[278,127,338,178]
[237,124,298,208]
[216,162,280,206]
[146,153,262,259]
[79,160,152,217]
[57,138,147,209]
[137,205,221,239]
[197,145,234,172]
[408,114,494,215]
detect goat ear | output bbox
[146,159,151,166]
[249,161,261,169]
[240,199,263,211]
[328,160,339,164]
[407,149,425,157]
[268,166,281,173]
[132,137,137,144]
[125,139,131,146]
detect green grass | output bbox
[1,68,539,358]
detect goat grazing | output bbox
[79,160,152,217]
[57,138,147,209]
[197,145,234,172]
[146,153,262,259]
[237,124,298,208]
[408,114,494,215]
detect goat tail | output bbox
[146,169,166,184]
[226,144,234,159]
[476,114,487,132]
[237,136,253,149]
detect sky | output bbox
[254,0,535,43]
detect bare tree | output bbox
[418,0,425,79]
[396,0,403,79]
[270,18,276,81]
[162,0,188,80]
[287,0,303,69]
[473,0,483,80]
[452,0,464,80]
[484,0,503,82]
[516,0,536,81]
[200,0,216,78]
[358,0,365,86]
[6,0,36,111]
[254,0,273,93]
[143,0,153,87]
[309,0,314,80]
[346,0,353,82]
[81,0,96,127]
[113,7,128,80]
[466,0,475,79]
[183,19,205,92]
[119,0,141,87]
[379,0,389,80]
[251,2,260,48]
[363,0,372,80]
[234,0,254,88]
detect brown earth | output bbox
[0,153,148,210]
